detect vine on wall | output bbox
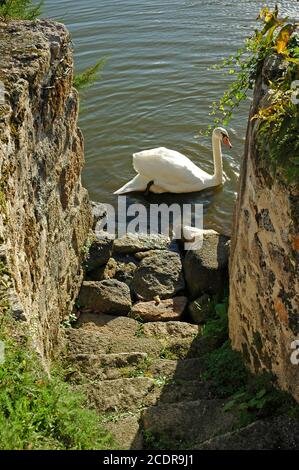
[201,6,299,185]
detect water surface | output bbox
[44,1,298,234]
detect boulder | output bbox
[184,232,230,299]
[131,297,188,322]
[113,233,170,255]
[131,250,185,301]
[85,238,114,272]
[86,257,117,281]
[86,255,138,285]
[188,294,211,324]
[78,279,132,315]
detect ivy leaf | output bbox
[275,24,295,54]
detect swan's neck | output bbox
[212,133,223,185]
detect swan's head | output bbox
[213,127,232,149]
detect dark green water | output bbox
[44,1,298,234]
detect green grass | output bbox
[0,0,43,20]
[0,318,115,450]
[202,340,249,398]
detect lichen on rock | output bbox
[0,19,92,359]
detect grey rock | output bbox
[82,377,160,412]
[142,399,236,447]
[86,238,114,272]
[143,321,200,340]
[86,257,117,281]
[184,232,230,299]
[131,250,185,301]
[196,415,299,450]
[113,233,171,255]
[87,255,138,286]
[78,279,131,315]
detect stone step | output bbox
[147,357,204,381]
[142,399,236,449]
[81,377,160,413]
[195,415,299,450]
[76,377,213,415]
[66,350,204,384]
[76,312,201,339]
[65,317,203,361]
[66,327,163,358]
[104,413,143,450]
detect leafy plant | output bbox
[61,312,77,329]
[202,339,299,427]
[73,59,106,91]
[0,0,43,20]
[200,5,299,184]
[0,318,115,450]
[223,373,297,427]
[202,296,228,346]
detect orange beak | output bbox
[223,136,232,149]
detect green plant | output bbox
[120,357,152,378]
[0,317,115,450]
[202,297,228,346]
[223,373,298,427]
[73,59,106,91]
[159,346,179,361]
[202,340,248,398]
[135,320,144,337]
[200,5,299,184]
[81,231,96,262]
[0,0,43,20]
[61,312,77,329]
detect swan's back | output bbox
[133,147,209,185]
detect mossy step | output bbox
[65,322,204,360]
[66,351,205,387]
[74,377,214,415]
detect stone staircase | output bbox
[65,313,299,450]
[64,312,299,450]
[63,313,237,449]
[62,225,299,450]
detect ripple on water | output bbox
[44,0,295,233]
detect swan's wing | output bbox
[133,147,208,185]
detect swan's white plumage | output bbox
[114,127,230,195]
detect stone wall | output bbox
[229,57,299,401]
[0,19,92,359]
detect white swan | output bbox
[114,127,232,195]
